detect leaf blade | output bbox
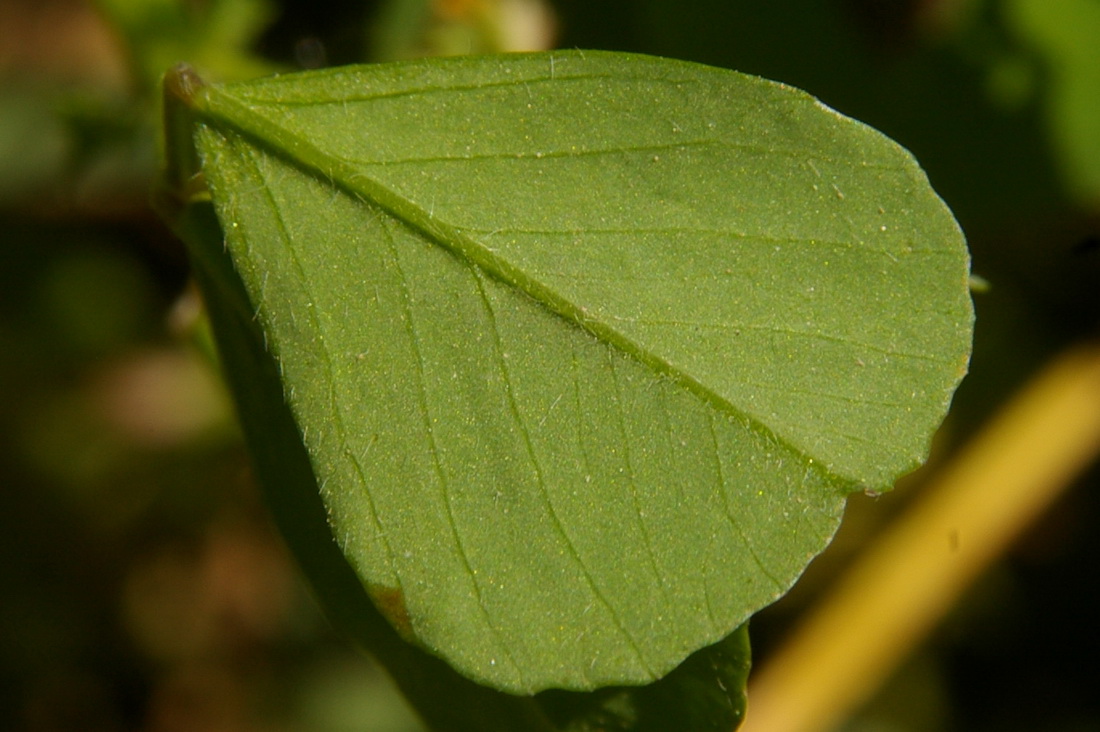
[196,51,971,485]
[182,51,972,692]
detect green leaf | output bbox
[175,200,750,732]
[161,50,972,694]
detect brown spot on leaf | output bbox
[368,584,415,641]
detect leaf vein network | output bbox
[465,228,945,262]
[606,354,674,610]
[342,139,901,172]
[707,412,785,591]
[472,271,654,679]
[241,71,622,107]
[380,220,525,687]
[604,316,951,364]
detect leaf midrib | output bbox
[191,82,856,489]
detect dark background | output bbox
[2,1,1097,729]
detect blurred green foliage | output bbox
[1,0,1097,730]
[1005,0,1100,209]
[96,0,277,88]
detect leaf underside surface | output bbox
[171,50,972,694]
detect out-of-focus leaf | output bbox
[368,0,555,61]
[539,623,750,731]
[1007,0,1100,209]
[94,0,277,90]
[0,90,70,202]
